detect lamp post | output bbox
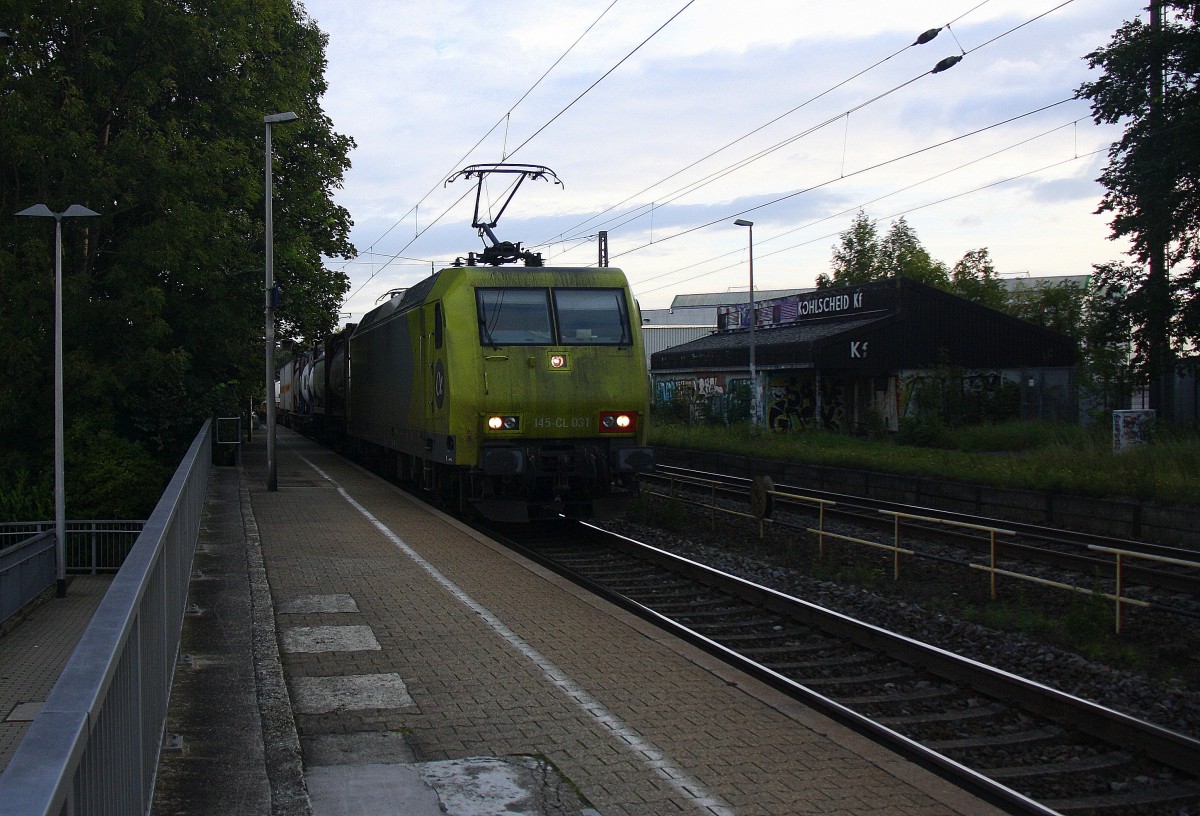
[734,219,759,427]
[264,111,298,491]
[16,203,100,596]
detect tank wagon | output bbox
[343,264,654,521]
[276,324,355,439]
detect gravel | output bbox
[595,508,1200,741]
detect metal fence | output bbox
[0,420,212,816]
[1,521,147,575]
[0,531,55,626]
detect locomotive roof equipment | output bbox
[446,163,563,267]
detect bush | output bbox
[895,415,952,448]
[0,469,53,523]
[66,421,171,519]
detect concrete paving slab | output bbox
[307,756,592,816]
[281,624,380,653]
[4,702,41,723]
[306,763,442,816]
[279,594,360,614]
[301,732,417,766]
[291,673,415,714]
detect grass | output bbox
[945,590,1145,670]
[648,419,1200,506]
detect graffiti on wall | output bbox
[656,373,855,430]
[898,369,1019,423]
[765,376,815,431]
[762,375,847,431]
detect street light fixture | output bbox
[264,111,299,491]
[16,203,101,597]
[734,219,759,427]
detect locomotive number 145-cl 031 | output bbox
[279,263,655,522]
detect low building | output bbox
[650,277,1076,432]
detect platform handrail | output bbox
[0,420,212,816]
[0,531,55,626]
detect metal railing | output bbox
[1,521,146,575]
[0,531,55,626]
[1087,545,1200,633]
[0,420,212,816]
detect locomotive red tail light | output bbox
[599,411,636,432]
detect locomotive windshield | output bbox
[476,287,631,347]
[477,288,553,345]
[554,288,630,345]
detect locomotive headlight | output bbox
[549,354,567,369]
[487,415,520,431]
[599,411,636,433]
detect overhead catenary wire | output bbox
[338,0,628,311]
[633,146,1106,298]
[534,29,932,246]
[629,112,1095,292]
[539,0,1081,260]
[343,0,1092,317]
[503,0,701,161]
[608,97,1079,263]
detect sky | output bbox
[298,0,1143,325]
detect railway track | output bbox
[492,520,1200,816]
[642,465,1200,620]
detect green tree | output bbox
[0,0,355,519]
[1078,262,1140,414]
[821,212,959,290]
[1077,2,1200,420]
[949,248,1008,310]
[876,217,950,287]
[1005,279,1086,337]
[819,209,879,288]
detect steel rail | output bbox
[494,519,1200,816]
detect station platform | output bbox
[5,428,1010,815]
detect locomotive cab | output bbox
[346,265,654,523]
[469,277,655,520]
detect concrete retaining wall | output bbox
[656,448,1199,550]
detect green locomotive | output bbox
[346,264,654,521]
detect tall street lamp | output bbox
[734,219,759,427]
[16,203,101,596]
[264,111,298,491]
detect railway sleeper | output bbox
[876,702,1008,727]
[1045,782,1200,815]
[984,750,1133,781]
[642,596,738,611]
[839,684,957,706]
[788,667,915,686]
[737,640,838,657]
[927,725,1065,751]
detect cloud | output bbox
[302,0,1143,318]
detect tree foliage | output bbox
[821,211,1096,370]
[1077,2,1200,414]
[820,210,980,299]
[0,0,355,519]
[950,248,1007,312]
[1079,262,1141,412]
[876,217,950,288]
